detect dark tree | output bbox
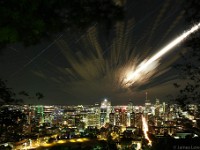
[36,92,44,100]
[174,1,200,108]
[0,0,124,48]
[0,79,20,105]
[0,78,45,105]
[18,91,29,97]
[0,107,26,142]
[0,79,45,142]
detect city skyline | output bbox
[1,96,199,149]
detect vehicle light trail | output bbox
[142,115,152,146]
[125,22,200,85]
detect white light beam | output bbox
[126,23,200,83]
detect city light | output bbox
[142,115,152,146]
[124,22,200,86]
[1,99,199,149]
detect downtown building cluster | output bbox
[1,96,200,150]
[1,97,199,136]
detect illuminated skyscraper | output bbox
[127,101,133,127]
[130,112,135,127]
[35,105,44,124]
[155,98,160,117]
[135,112,143,129]
[109,113,115,125]
[127,101,133,113]
[114,107,127,126]
[87,112,100,127]
[100,99,111,126]
[43,106,54,124]
[145,92,151,113]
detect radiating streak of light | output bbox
[159,11,184,44]
[10,34,63,77]
[143,5,181,57]
[125,22,200,85]
[88,26,103,60]
[9,47,31,61]
[145,0,170,45]
[22,34,63,68]
[142,115,152,146]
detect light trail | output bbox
[10,34,63,78]
[142,115,152,146]
[125,22,200,85]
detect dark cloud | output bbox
[0,0,187,105]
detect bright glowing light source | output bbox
[76,139,83,142]
[69,139,76,142]
[136,143,142,150]
[57,140,66,144]
[125,23,200,85]
[142,115,152,146]
[41,143,54,147]
[82,138,89,141]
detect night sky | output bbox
[0,0,190,105]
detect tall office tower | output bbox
[93,102,100,124]
[127,101,133,113]
[114,107,127,126]
[22,105,31,125]
[87,112,100,128]
[52,107,64,125]
[121,109,128,126]
[145,92,151,114]
[67,114,76,127]
[109,113,115,125]
[75,114,81,127]
[35,105,44,124]
[160,102,166,120]
[130,112,135,127]
[127,101,133,127]
[43,106,54,125]
[135,112,143,129]
[127,112,131,127]
[114,108,120,126]
[164,103,170,121]
[155,98,160,117]
[163,102,166,113]
[79,111,87,129]
[64,107,76,127]
[100,99,111,126]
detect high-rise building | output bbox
[35,105,44,124]
[87,112,100,127]
[155,98,160,117]
[135,112,143,128]
[127,101,133,127]
[130,112,135,127]
[145,92,151,114]
[43,106,54,124]
[109,113,115,125]
[114,107,127,126]
[100,99,111,126]
[127,101,133,113]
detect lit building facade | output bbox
[100,99,111,126]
